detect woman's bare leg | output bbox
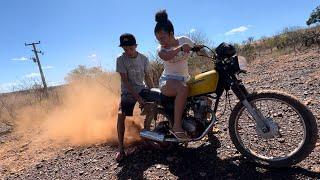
[161,80,189,134]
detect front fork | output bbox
[231,82,269,133]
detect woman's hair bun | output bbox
[155,10,168,23]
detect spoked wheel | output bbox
[229,90,318,167]
[144,108,177,150]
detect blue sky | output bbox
[0,0,318,92]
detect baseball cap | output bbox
[119,33,137,47]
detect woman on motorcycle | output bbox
[154,10,199,141]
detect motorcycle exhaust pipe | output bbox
[140,110,217,143]
[140,130,165,142]
[140,130,180,143]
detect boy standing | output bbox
[115,33,153,162]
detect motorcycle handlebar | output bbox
[190,45,217,60]
[191,45,203,52]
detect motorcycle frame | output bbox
[143,48,270,143]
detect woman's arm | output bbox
[158,46,181,61]
[158,43,192,61]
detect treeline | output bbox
[237,25,320,60]
[63,25,320,88]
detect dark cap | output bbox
[119,33,137,47]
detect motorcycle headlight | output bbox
[238,56,247,71]
[229,56,248,74]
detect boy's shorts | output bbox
[118,90,145,116]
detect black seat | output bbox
[140,88,175,106]
[140,88,161,102]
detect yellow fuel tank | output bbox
[187,70,219,97]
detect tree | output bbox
[265,37,276,53]
[306,5,320,25]
[187,31,215,75]
[282,27,302,53]
[65,65,104,82]
[273,34,287,51]
[239,37,255,61]
[247,36,254,44]
[187,31,214,48]
[148,54,164,86]
[254,42,263,57]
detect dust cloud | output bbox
[15,74,144,146]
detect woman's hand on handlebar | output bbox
[181,43,192,53]
[191,44,205,52]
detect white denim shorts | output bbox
[159,74,189,89]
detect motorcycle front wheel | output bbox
[229,90,318,167]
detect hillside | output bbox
[0,47,319,179]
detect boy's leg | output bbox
[117,112,126,154]
[116,96,136,161]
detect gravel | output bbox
[1,49,320,179]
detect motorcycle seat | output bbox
[140,88,175,105]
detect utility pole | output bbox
[25,41,48,92]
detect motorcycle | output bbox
[139,43,318,167]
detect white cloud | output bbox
[43,65,54,70]
[225,26,250,35]
[24,72,40,78]
[48,81,65,87]
[190,28,196,33]
[0,82,18,89]
[88,54,97,60]
[11,57,28,61]
[0,81,21,93]
[88,53,101,66]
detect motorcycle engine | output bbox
[183,96,212,138]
